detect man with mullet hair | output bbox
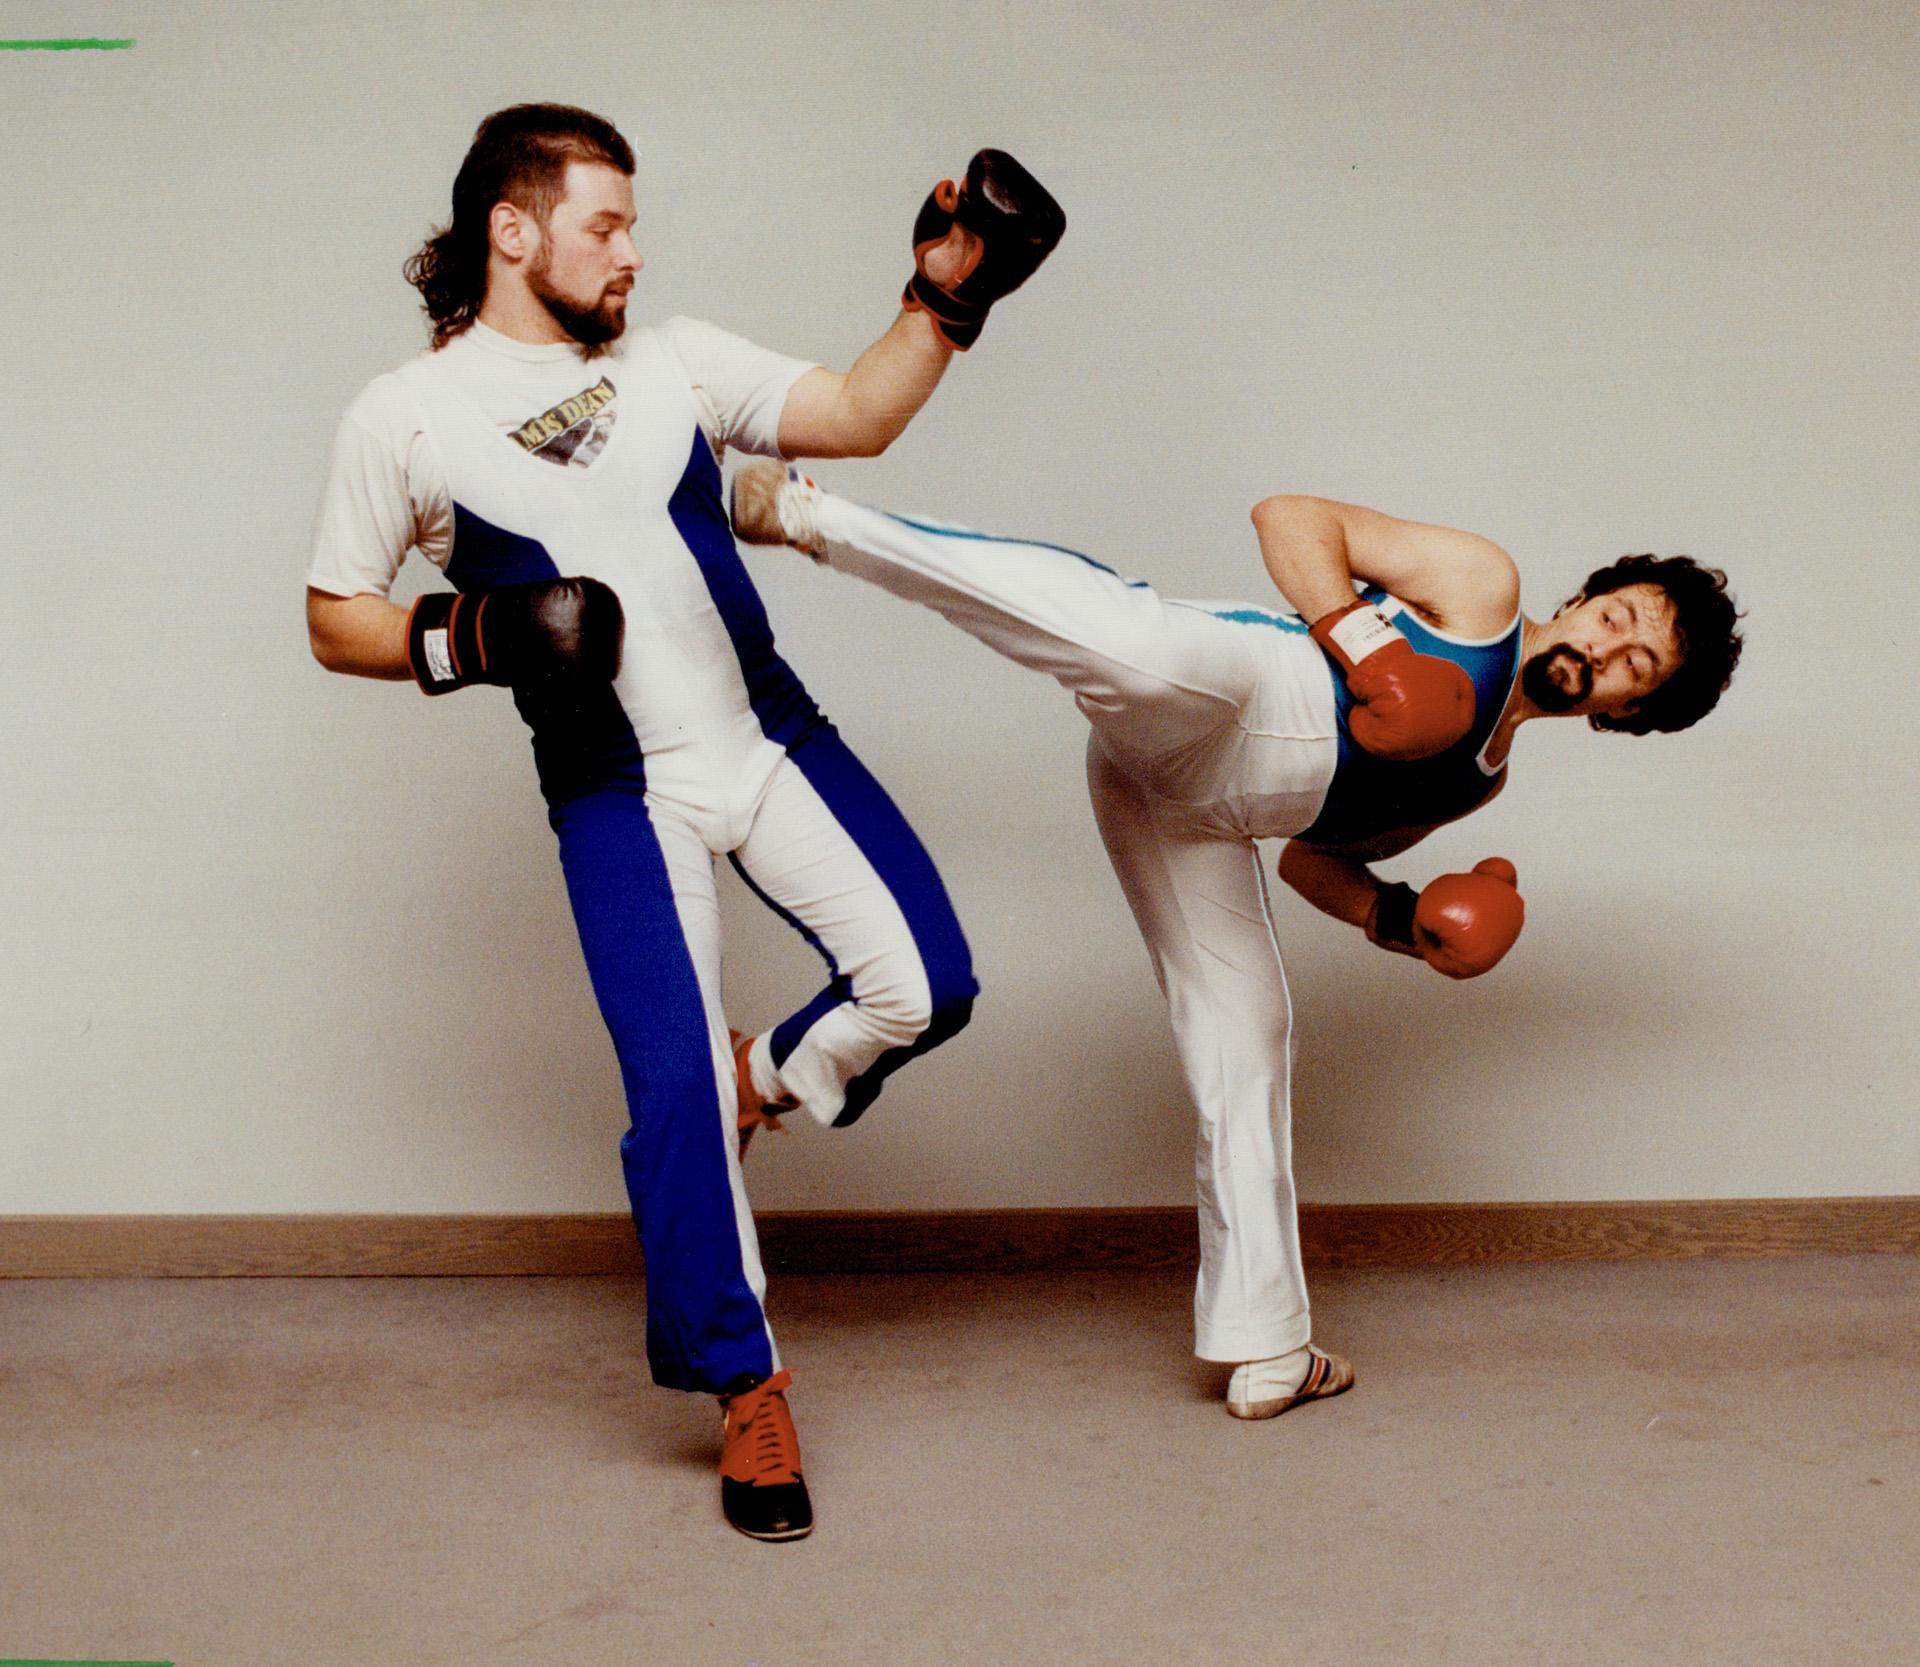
[306,104,1064,1541]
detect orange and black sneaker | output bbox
[719,1368,813,1541]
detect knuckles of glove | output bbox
[492,577,625,688]
[1344,642,1477,762]
[1411,866,1525,979]
[904,148,1065,348]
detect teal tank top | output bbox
[1297,591,1521,846]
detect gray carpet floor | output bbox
[4,1254,1916,1666]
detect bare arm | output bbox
[1277,828,1438,934]
[1278,762,1511,934]
[307,588,411,680]
[1249,495,1520,637]
[775,308,955,460]
[772,153,1065,459]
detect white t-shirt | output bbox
[308,317,811,599]
[307,317,820,817]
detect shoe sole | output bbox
[728,1519,814,1543]
[1226,1346,1356,1421]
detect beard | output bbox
[528,251,629,352]
[1521,643,1593,714]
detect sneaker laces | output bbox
[721,1368,803,1486]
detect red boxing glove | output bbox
[1414,858,1525,978]
[1368,858,1525,979]
[1309,599,1475,761]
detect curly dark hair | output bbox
[1567,553,1744,735]
[404,104,635,348]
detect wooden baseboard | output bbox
[2,1197,1917,1278]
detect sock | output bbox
[1228,1344,1312,1404]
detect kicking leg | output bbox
[731,461,1262,776]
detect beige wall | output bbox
[3,0,1915,1214]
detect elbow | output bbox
[795,426,891,463]
[841,393,914,459]
[1251,493,1312,527]
[306,603,353,674]
[308,629,343,673]
[847,420,898,460]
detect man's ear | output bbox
[489,199,537,264]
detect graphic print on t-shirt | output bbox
[508,376,617,467]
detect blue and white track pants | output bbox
[803,490,1339,1363]
[541,700,974,1396]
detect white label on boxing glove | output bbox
[421,626,456,685]
[1326,606,1402,665]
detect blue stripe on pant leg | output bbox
[551,786,774,1395]
[776,724,978,1127]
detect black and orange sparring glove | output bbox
[902,149,1065,350]
[406,577,624,697]
[1309,599,1475,761]
[1367,858,1525,979]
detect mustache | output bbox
[1521,644,1593,713]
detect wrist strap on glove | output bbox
[1367,882,1419,953]
[1310,600,1401,676]
[407,592,491,695]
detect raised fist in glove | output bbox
[406,577,624,697]
[1310,599,1476,761]
[1367,857,1525,979]
[903,149,1066,350]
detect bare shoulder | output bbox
[1412,527,1520,638]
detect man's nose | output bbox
[1566,636,1603,674]
[1579,619,1619,656]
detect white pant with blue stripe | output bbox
[806,491,1339,1363]
[549,713,974,1396]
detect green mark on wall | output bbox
[0,38,138,51]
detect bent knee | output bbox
[924,982,976,1051]
[921,940,977,1046]
[858,945,976,1050]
